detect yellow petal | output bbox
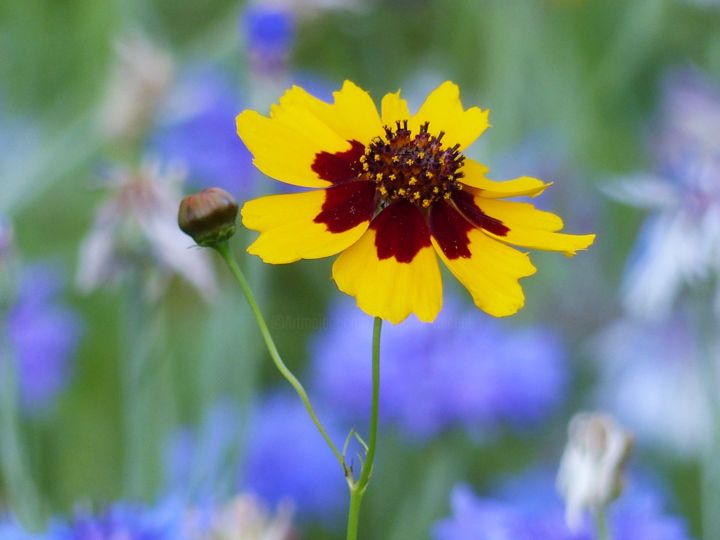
[433,229,536,317]
[474,198,595,256]
[459,159,551,198]
[236,107,350,188]
[332,225,443,324]
[241,185,373,264]
[408,81,489,151]
[330,81,383,145]
[381,90,411,126]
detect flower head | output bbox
[311,297,567,439]
[6,265,82,412]
[237,81,594,323]
[433,475,692,540]
[98,33,174,141]
[199,495,294,540]
[556,413,633,531]
[77,162,217,300]
[150,68,255,196]
[607,68,720,318]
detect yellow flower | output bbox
[236,81,595,323]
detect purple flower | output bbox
[150,69,254,197]
[243,393,347,521]
[433,474,692,540]
[310,297,568,439]
[6,265,82,412]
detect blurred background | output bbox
[2,0,720,538]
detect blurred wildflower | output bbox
[0,216,13,264]
[49,498,189,540]
[606,68,720,318]
[98,33,175,141]
[151,69,254,196]
[77,162,217,301]
[199,495,294,540]
[167,394,345,521]
[433,476,692,540]
[244,393,346,521]
[6,265,82,412]
[0,518,47,540]
[556,412,633,531]
[165,399,245,499]
[179,188,239,247]
[311,297,567,439]
[594,314,711,457]
[243,3,295,75]
[237,81,594,323]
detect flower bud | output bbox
[178,188,239,247]
[556,412,633,531]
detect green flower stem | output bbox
[0,334,42,530]
[346,316,383,540]
[214,242,344,467]
[593,507,612,540]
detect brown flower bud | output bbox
[178,188,239,247]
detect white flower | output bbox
[605,68,720,319]
[98,33,175,140]
[556,412,633,532]
[200,495,294,540]
[77,161,217,301]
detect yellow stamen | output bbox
[422,199,431,208]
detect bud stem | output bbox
[213,242,344,467]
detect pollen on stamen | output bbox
[361,121,465,210]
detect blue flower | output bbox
[49,498,189,540]
[242,4,295,68]
[310,297,568,439]
[150,69,254,196]
[6,265,82,412]
[433,474,693,540]
[166,395,346,522]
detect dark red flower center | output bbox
[361,121,465,208]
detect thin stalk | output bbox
[214,242,343,467]
[346,316,383,540]
[121,278,162,500]
[593,507,612,540]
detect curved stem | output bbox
[214,242,344,467]
[346,316,383,540]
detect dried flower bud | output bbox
[178,188,239,247]
[556,412,633,531]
